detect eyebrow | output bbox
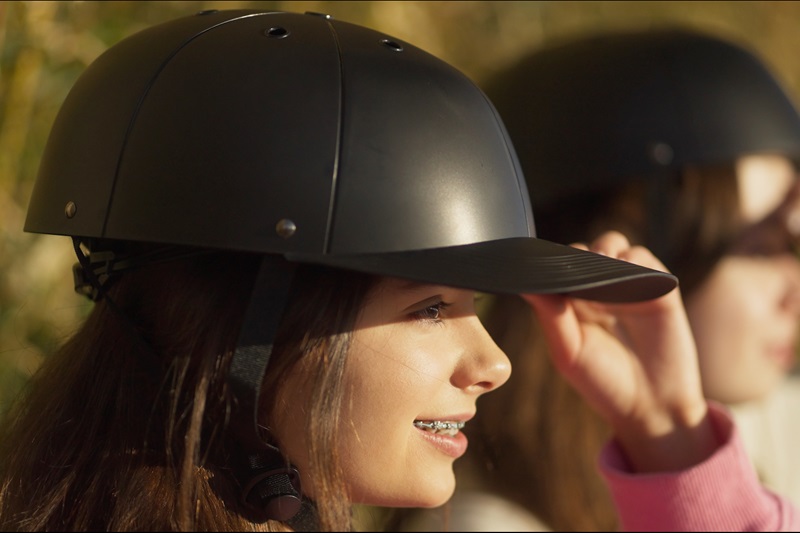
[379,279,446,311]
[400,294,446,314]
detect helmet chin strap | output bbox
[228,255,316,526]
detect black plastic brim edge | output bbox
[286,237,678,303]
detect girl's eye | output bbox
[412,301,451,323]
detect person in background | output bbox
[391,27,800,532]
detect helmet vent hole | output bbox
[196,10,218,16]
[275,219,297,239]
[649,142,674,166]
[380,39,403,52]
[265,27,290,39]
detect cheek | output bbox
[689,262,775,346]
[267,363,316,491]
[345,325,454,413]
[342,327,444,430]
[687,262,786,403]
[691,285,759,336]
[689,290,753,380]
[335,326,459,505]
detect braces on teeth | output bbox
[413,420,466,431]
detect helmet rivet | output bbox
[380,39,404,52]
[649,142,674,165]
[65,201,77,219]
[275,219,297,239]
[265,27,290,39]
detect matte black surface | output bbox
[484,29,800,209]
[27,10,531,255]
[328,18,532,253]
[25,10,676,302]
[290,237,677,302]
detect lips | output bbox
[767,344,797,371]
[414,419,469,458]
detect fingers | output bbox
[521,230,714,473]
[580,230,671,274]
[523,287,627,385]
[577,231,679,313]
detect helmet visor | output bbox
[288,236,677,303]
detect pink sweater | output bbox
[599,403,799,531]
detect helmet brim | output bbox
[287,236,677,303]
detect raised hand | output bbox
[523,231,718,472]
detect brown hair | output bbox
[534,163,744,295]
[468,295,614,531]
[0,250,376,531]
[463,163,746,532]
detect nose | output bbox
[451,316,511,394]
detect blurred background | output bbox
[3,0,800,416]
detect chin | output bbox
[710,381,781,406]
[349,474,455,508]
[380,479,456,508]
[420,475,457,508]
[704,366,787,405]
[427,488,456,508]
[413,491,455,509]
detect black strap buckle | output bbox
[240,453,303,522]
[72,238,117,301]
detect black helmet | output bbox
[23,9,676,522]
[25,9,674,301]
[484,28,800,210]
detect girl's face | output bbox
[686,154,800,405]
[276,278,511,508]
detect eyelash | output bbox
[412,301,451,324]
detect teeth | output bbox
[413,420,465,436]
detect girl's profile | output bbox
[0,9,793,533]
